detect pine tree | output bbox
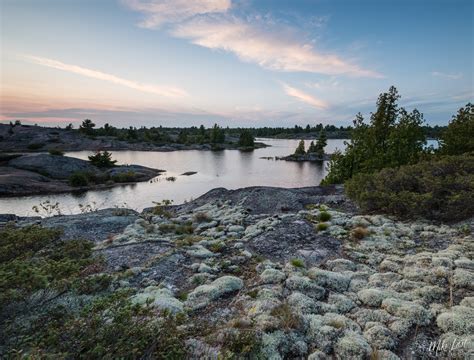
[294,140,306,155]
[315,129,327,158]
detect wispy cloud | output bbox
[124,0,231,28]
[171,16,382,77]
[431,71,462,80]
[24,55,187,98]
[283,83,328,109]
[124,1,381,78]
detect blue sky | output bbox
[1,0,472,127]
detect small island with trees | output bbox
[278,129,329,161]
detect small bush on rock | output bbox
[290,258,305,268]
[316,222,329,231]
[319,211,331,222]
[69,171,90,187]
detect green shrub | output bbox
[290,258,305,268]
[27,142,44,150]
[48,148,64,156]
[175,224,194,235]
[439,103,473,156]
[319,211,331,222]
[88,151,117,168]
[316,222,329,231]
[345,154,474,222]
[112,171,136,183]
[0,225,187,359]
[0,225,95,307]
[69,171,89,187]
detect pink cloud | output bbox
[283,83,329,109]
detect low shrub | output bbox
[270,302,302,330]
[193,212,211,223]
[319,211,331,222]
[175,224,194,235]
[345,154,474,222]
[316,222,329,232]
[48,148,64,156]
[69,171,89,187]
[351,226,370,241]
[290,258,305,268]
[27,142,44,150]
[0,225,187,358]
[112,171,136,183]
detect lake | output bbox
[0,138,438,216]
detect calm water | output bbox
[0,138,437,216]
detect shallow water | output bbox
[0,138,437,216]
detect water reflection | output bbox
[0,138,437,216]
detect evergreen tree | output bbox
[439,103,474,155]
[322,87,426,185]
[177,129,188,144]
[238,130,255,147]
[315,129,327,158]
[79,119,95,135]
[210,124,225,144]
[308,141,317,153]
[294,140,306,155]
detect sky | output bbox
[0,0,472,128]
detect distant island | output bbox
[0,120,445,153]
[0,122,266,153]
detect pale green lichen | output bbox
[285,275,325,300]
[381,298,432,326]
[308,268,351,292]
[334,330,372,360]
[131,286,184,314]
[260,268,286,284]
[363,324,396,350]
[436,305,474,336]
[186,275,243,310]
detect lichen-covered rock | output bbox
[436,305,474,336]
[131,287,184,314]
[326,258,356,272]
[374,350,400,360]
[186,245,216,258]
[308,268,351,292]
[357,288,393,307]
[368,272,402,287]
[287,292,320,315]
[307,350,327,360]
[363,324,396,350]
[285,275,325,299]
[381,298,432,326]
[460,296,474,308]
[334,331,371,360]
[351,308,393,328]
[453,268,474,290]
[186,276,243,309]
[327,293,356,313]
[260,268,286,284]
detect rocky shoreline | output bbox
[0,124,268,152]
[0,153,163,197]
[3,185,472,358]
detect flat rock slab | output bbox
[175,185,352,215]
[0,166,71,196]
[9,153,98,179]
[39,208,139,243]
[247,217,342,266]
